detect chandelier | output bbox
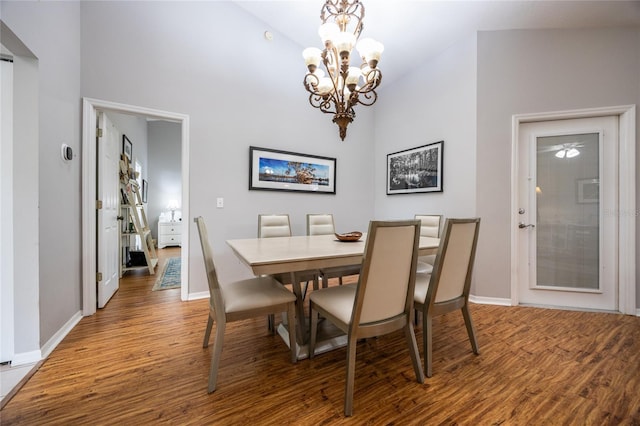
[302,0,384,141]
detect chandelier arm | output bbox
[308,93,339,115]
[322,46,346,112]
[349,90,377,107]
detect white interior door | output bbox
[97,112,120,308]
[1,56,15,363]
[517,116,618,311]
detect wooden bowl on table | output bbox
[334,232,363,242]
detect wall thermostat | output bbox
[61,144,73,161]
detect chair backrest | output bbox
[414,214,442,238]
[258,214,292,238]
[194,216,225,316]
[352,220,420,327]
[306,214,335,236]
[427,218,481,305]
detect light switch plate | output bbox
[216,198,224,208]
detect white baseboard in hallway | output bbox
[0,361,40,409]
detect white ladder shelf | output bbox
[121,179,158,275]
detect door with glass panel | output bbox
[517,116,618,311]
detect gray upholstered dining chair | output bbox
[306,213,361,287]
[258,214,320,292]
[258,214,319,330]
[195,216,297,393]
[414,218,481,377]
[257,213,293,238]
[414,214,442,274]
[309,219,425,416]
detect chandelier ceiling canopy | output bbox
[302,0,383,141]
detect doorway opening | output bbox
[82,98,190,316]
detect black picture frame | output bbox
[387,141,444,195]
[249,146,336,194]
[122,135,132,162]
[142,179,148,203]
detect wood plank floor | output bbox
[1,247,639,424]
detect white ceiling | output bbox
[234,0,640,84]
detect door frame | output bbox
[510,105,636,315]
[82,98,190,316]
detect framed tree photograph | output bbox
[122,135,132,162]
[387,141,443,195]
[249,146,336,194]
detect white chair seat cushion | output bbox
[416,261,434,274]
[309,284,357,325]
[414,272,431,304]
[222,276,295,314]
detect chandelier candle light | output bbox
[302,0,383,141]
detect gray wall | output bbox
[1,2,82,353]
[374,34,478,222]
[476,28,640,304]
[79,1,376,291]
[148,120,182,238]
[1,1,638,360]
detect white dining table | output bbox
[226,233,439,359]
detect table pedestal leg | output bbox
[290,272,307,345]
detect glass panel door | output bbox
[535,133,600,291]
[517,115,618,312]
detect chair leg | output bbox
[404,321,425,383]
[344,334,358,416]
[287,302,297,364]
[312,275,321,291]
[203,314,214,348]
[208,320,226,393]
[320,273,329,289]
[267,314,275,334]
[462,305,480,355]
[309,303,318,359]
[423,313,433,378]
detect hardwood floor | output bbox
[1,249,639,424]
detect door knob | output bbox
[518,222,535,229]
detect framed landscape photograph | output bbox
[249,146,336,194]
[387,141,443,195]
[122,135,132,162]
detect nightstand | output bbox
[158,221,182,248]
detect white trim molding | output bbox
[469,295,513,306]
[41,311,82,359]
[187,291,210,301]
[82,98,190,315]
[10,350,41,367]
[511,105,636,315]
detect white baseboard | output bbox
[187,291,209,301]
[636,308,640,317]
[41,310,83,359]
[469,295,513,306]
[10,350,42,367]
